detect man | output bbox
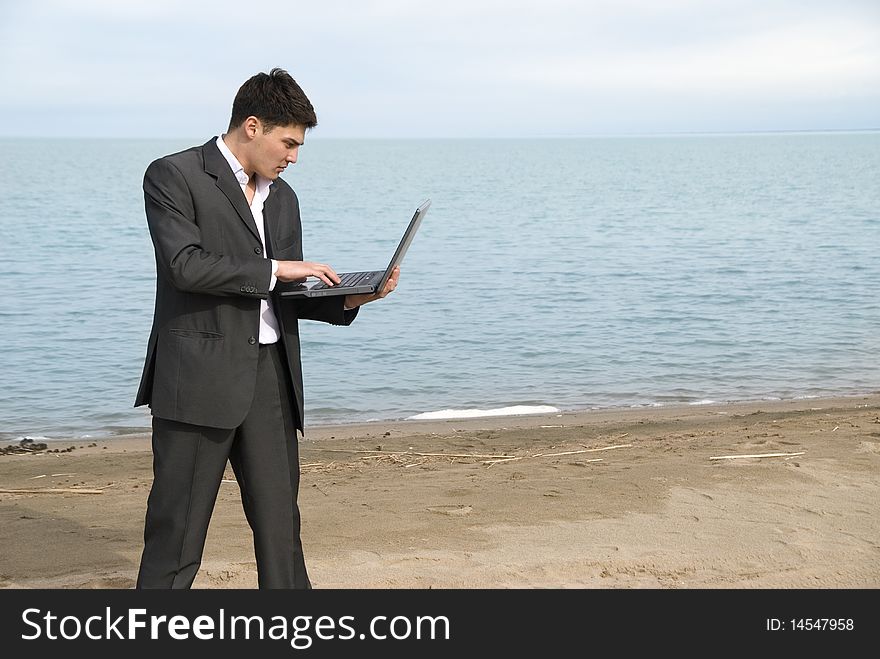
[134,68,398,589]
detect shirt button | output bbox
[254,247,262,255]
[248,337,257,345]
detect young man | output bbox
[134,68,399,589]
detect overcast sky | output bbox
[1,0,878,138]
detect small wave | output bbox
[407,405,560,420]
[688,399,717,406]
[4,435,52,443]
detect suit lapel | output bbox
[201,138,262,243]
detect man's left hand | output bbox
[344,266,400,309]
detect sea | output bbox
[1,132,878,441]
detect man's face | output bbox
[250,121,305,181]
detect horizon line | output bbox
[1,127,878,140]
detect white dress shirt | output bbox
[216,135,281,344]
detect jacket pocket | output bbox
[169,328,224,340]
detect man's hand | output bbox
[275,260,341,287]
[345,266,400,309]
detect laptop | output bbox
[278,199,431,298]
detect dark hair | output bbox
[228,68,317,131]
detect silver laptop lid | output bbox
[377,199,431,290]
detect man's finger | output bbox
[314,268,334,286]
[314,264,340,286]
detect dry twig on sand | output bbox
[482,444,632,467]
[709,451,805,461]
[303,443,634,470]
[0,488,105,495]
[310,448,515,459]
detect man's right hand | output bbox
[275,261,341,287]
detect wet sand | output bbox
[1,395,878,588]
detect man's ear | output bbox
[243,116,260,139]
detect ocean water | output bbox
[1,133,878,441]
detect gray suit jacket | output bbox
[135,138,357,431]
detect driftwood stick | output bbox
[709,452,805,461]
[482,456,606,467]
[408,451,514,459]
[0,488,105,495]
[582,443,632,452]
[482,457,523,466]
[311,448,515,459]
[312,445,629,467]
[533,444,632,458]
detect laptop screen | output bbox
[378,199,431,289]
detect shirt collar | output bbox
[215,135,273,198]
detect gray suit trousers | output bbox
[136,341,310,589]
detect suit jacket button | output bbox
[254,247,262,255]
[248,337,257,345]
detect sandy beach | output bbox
[1,395,878,589]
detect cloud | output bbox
[0,0,877,136]
[506,17,880,96]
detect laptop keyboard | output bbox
[311,271,377,290]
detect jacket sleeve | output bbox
[288,295,360,326]
[144,157,272,298]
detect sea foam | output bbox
[407,405,560,420]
